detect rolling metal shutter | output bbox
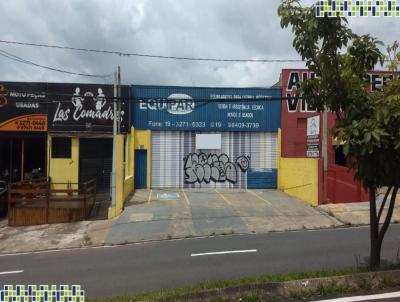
[79,138,112,193]
[151,131,277,189]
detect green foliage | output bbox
[337,76,400,187]
[278,1,400,189]
[387,41,400,72]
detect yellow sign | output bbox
[0,114,48,131]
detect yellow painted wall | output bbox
[133,129,151,150]
[277,128,281,188]
[133,129,151,190]
[129,128,134,176]
[48,133,133,220]
[131,128,135,191]
[123,176,134,199]
[123,131,134,200]
[278,158,319,206]
[47,135,79,189]
[124,132,133,178]
[277,128,319,206]
[108,132,136,219]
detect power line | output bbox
[4,89,293,104]
[0,39,304,63]
[0,49,112,78]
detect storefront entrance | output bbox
[79,138,113,194]
[0,134,46,183]
[151,131,278,189]
[0,134,46,217]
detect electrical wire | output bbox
[0,39,304,63]
[0,49,112,78]
[3,90,292,104]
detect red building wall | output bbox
[280,69,396,203]
[281,69,323,158]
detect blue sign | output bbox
[132,85,281,132]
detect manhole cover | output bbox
[156,192,180,200]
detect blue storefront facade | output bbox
[131,85,281,189]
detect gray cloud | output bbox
[0,0,398,87]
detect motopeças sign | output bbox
[0,82,130,133]
[0,82,48,132]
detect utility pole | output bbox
[117,66,121,134]
[322,110,328,203]
[111,69,118,208]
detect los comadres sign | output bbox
[49,85,126,132]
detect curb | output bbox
[159,270,400,302]
[0,224,375,256]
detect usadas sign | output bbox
[0,82,48,132]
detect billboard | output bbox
[280,69,398,157]
[0,82,48,132]
[282,69,398,114]
[47,83,130,133]
[0,82,131,133]
[132,85,281,132]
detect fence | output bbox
[8,178,96,226]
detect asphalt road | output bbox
[1,225,400,298]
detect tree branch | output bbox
[378,186,392,222]
[378,186,399,244]
[370,185,377,219]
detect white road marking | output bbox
[215,189,233,206]
[311,291,400,301]
[190,249,257,257]
[0,270,24,275]
[181,189,190,206]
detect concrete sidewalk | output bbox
[105,189,341,245]
[319,194,400,225]
[0,189,342,254]
[0,219,112,253]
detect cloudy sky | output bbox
[0,0,399,87]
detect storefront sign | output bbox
[132,86,281,132]
[1,82,131,133]
[307,115,320,136]
[47,84,129,133]
[306,115,320,158]
[0,82,48,132]
[282,69,398,113]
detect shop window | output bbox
[52,137,72,158]
[335,146,347,167]
[297,118,307,128]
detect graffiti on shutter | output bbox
[183,153,250,184]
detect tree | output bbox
[278,0,400,268]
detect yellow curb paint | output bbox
[148,189,153,204]
[181,189,190,206]
[215,189,233,206]
[247,190,273,207]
